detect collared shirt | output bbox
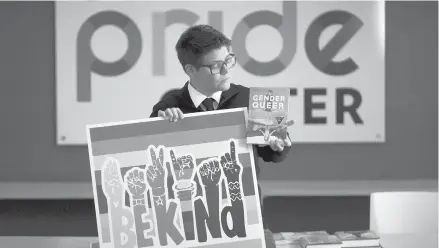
[188,82,222,110]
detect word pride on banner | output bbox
[58,1,385,145]
[86,108,266,248]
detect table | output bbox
[380,233,438,248]
[0,234,437,248]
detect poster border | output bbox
[86,107,266,247]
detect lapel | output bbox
[178,81,240,110]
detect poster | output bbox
[56,1,385,144]
[86,108,266,248]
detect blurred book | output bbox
[274,231,330,247]
[246,87,292,145]
[333,230,381,247]
[90,242,99,248]
[299,234,343,248]
[273,232,297,246]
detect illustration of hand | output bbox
[146,147,167,197]
[102,158,124,202]
[252,124,262,131]
[219,142,247,238]
[170,150,196,182]
[284,119,295,127]
[124,167,147,199]
[220,141,242,183]
[169,150,197,198]
[198,159,222,188]
[273,119,295,135]
[195,159,223,241]
[169,151,198,242]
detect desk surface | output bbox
[0,234,437,248]
[276,233,438,248]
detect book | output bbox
[333,230,381,247]
[90,242,99,248]
[299,234,343,248]
[273,232,298,246]
[274,231,330,247]
[246,87,292,145]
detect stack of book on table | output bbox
[273,230,382,248]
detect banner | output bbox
[56,1,385,144]
[86,108,265,248]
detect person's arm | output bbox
[256,133,292,163]
[149,101,168,118]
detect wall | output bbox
[1,1,437,183]
[261,0,438,181]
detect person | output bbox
[149,24,292,247]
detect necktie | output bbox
[202,98,215,111]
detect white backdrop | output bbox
[55,1,385,145]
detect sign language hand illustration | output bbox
[169,151,197,242]
[220,141,242,183]
[102,158,124,204]
[125,167,148,199]
[219,141,247,239]
[194,158,223,242]
[124,168,155,247]
[146,146,167,197]
[198,159,223,188]
[170,150,196,182]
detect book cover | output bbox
[333,230,380,247]
[246,87,293,145]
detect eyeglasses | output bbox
[198,53,237,75]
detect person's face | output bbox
[187,46,236,94]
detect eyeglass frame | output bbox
[197,53,237,75]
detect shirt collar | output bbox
[188,82,222,108]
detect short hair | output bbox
[175,24,232,71]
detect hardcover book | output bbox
[246,87,293,145]
[299,234,343,248]
[273,231,329,246]
[333,230,380,247]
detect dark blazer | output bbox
[150,81,291,227]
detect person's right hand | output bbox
[158,107,184,122]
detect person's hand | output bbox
[145,146,167,196]
[158,107,184,122]
[267,136,292,152]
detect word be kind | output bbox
[100,142,247,247]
